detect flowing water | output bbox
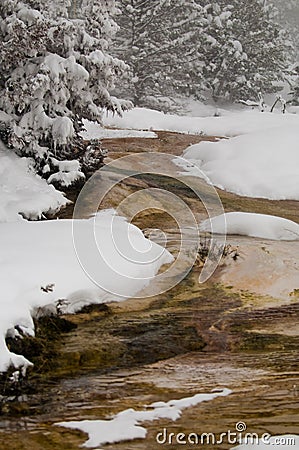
[1,132,298,449]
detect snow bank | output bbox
[181,125,299,200]
[0,210,173,373]
[103,107,299,137]
[200,212,299,241]
[57,388,231,448]
[81,119,157,139]
[0,146,68,221]
[231,435,299,449]
[48,158,85,187]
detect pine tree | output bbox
[113,0,207,110]
[114,0,293,107]
[272,0,299,54]
[191,0,293,102]
[272,0,299,105]
[290,63,299,105]
[0,0,131,184]
[293,84,299,105]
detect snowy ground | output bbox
[57,389,231,447]
[0,144,68,221]
[0,210,173,373]
[103,107,299,137]
[179,125,299,200]
[2,104,299,375]
[102,106,299,202]
[200,212,299,241]
[0,140,174,373]
[81,119,158,140]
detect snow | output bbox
[52,116,74,149]
[103,107,299,137]
[17,5,42,25]
[0,210,173,373]
[0,111,12,123]
[231,435,299,449]
[288,105,299,115]
[80,119,158,140]
[0,144,68,221]
[47,170,85,187]
[51,158,81,173]
[43,54,89,87]
[56,388,231,448]
[180,125,299,200]
[48,157,85,187]
[200,212,299,241]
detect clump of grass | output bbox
[196,234,239,265]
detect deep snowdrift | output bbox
[103,107,299,137]
[181,125,299,200]
[0,210,173,373]
[200,212,299,241]
[0,145,68,221]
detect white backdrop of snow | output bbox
[0,210,173,373]
[200,212,299,241]
[57,388,231,448]
[181,125,299,200]
[103,107,299,137]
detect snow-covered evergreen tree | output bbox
[114,0,293,106]
[290,63,299,105]
[272,0,299,105]
[293,84,299,105]
[0,0,131,184]
[272,0,299,54]
[113,0,207,110]
[191,0,293,102]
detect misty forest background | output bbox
[0,0,298,187]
